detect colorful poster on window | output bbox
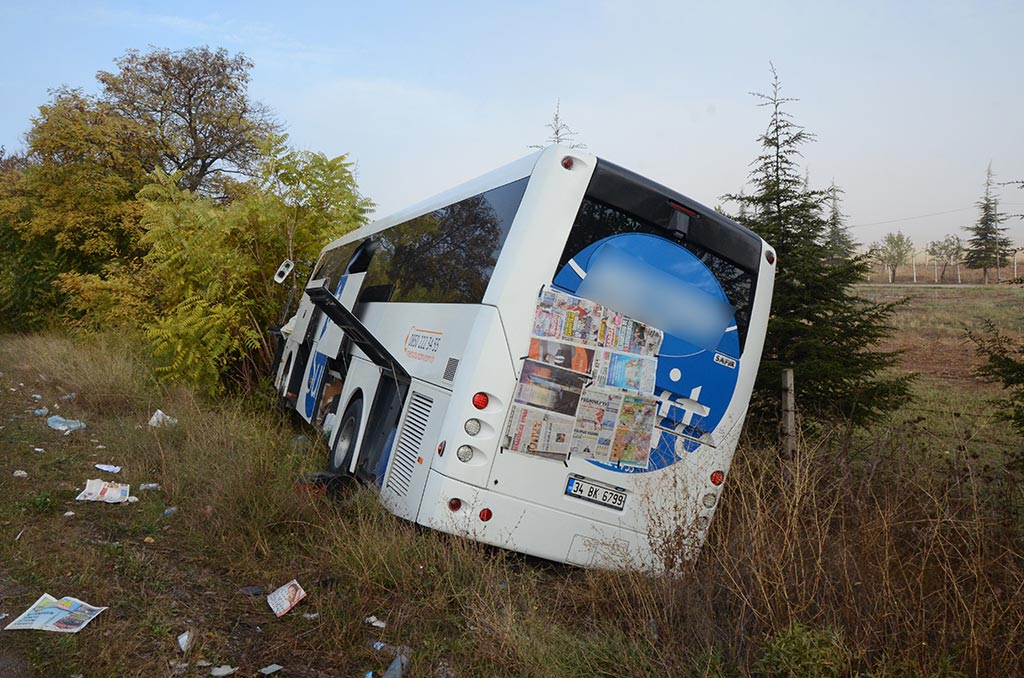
[569,390,622,463]
[592,350,658,394]
[609,394,659,469]
[505,287,664,469]
[533,289,663,358]
[527,338,595,375]
[513,360,590,416]
[503,405,575,459]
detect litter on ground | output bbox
[139,483,161,491]
[94,464,121,474]
[365,615,387,629]
[177,629,192,653]
[148,409,178,427]
[267,580,306,617]
[210,665,238,676]
[63,511,75,517]
[33,407,48,417]
[13,470,28,479]
[75,479,131,503]
[3,594,106,633]
[239,585,266,596]
[46,415,86,432]
[259,665,283,675]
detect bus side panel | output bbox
[380,381,451,521]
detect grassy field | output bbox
[857,284,1024,460]
[0,286,1022,677]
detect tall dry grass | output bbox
[3,332,1023,676]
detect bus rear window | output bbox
[557,197,756,351]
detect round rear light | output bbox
[472,392,489,410]
[479,508,493,522]
[696,516,710,530]
[448,498,462,512]
[765,250,776,265]
[710,470,725,486]
[561,156,574,170]
[702,492,717,508]
[456,445,474,463]
[464,418,481,435]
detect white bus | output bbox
[272,145,775,570]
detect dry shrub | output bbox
[564,432,1024,676]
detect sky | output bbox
[2,1,1023,248]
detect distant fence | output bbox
[867,253,1023,284]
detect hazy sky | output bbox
[2,1,1022,248]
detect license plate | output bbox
[565,476,626,511]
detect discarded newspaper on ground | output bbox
[76,479,131,503]
[267,580,306,617]
[4,594,106,633]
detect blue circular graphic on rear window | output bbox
[552,233,740,473]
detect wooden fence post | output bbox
[782,367,796,460]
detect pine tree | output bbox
[725,66,911,429]
[964,164,1013,283]
[823,181,857,261]
[530,99,586,150]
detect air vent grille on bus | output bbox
[443,357,459,382]
[385,392,433,498]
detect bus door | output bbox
[552,232,741,468]
[305,274,412,486]
[296,240,377,426]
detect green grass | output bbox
[1,294,1023,677]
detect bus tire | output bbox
[328,397,362,476]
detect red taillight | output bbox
[448,498,462,512]
[710,470,725,486]
[561,156,574,170]
[472,392,489,410]
[479,508,493,522]
[766,250,776,265]
[669,201,697,217]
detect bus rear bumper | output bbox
[415,469,656,570]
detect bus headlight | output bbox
[463,418,481,435]
[456,445,474,462]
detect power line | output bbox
[849,203,1024,229]
[849,207,974,228]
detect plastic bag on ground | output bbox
[47,415,86,432]
[148,409,178,427]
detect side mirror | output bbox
[273,259,295,285]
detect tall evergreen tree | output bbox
[823,181,857,261]
[725,66,911,428]
[964,163,1013,283]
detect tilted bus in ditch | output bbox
[271,145,775,569]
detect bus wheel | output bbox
[328,398,362,475]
